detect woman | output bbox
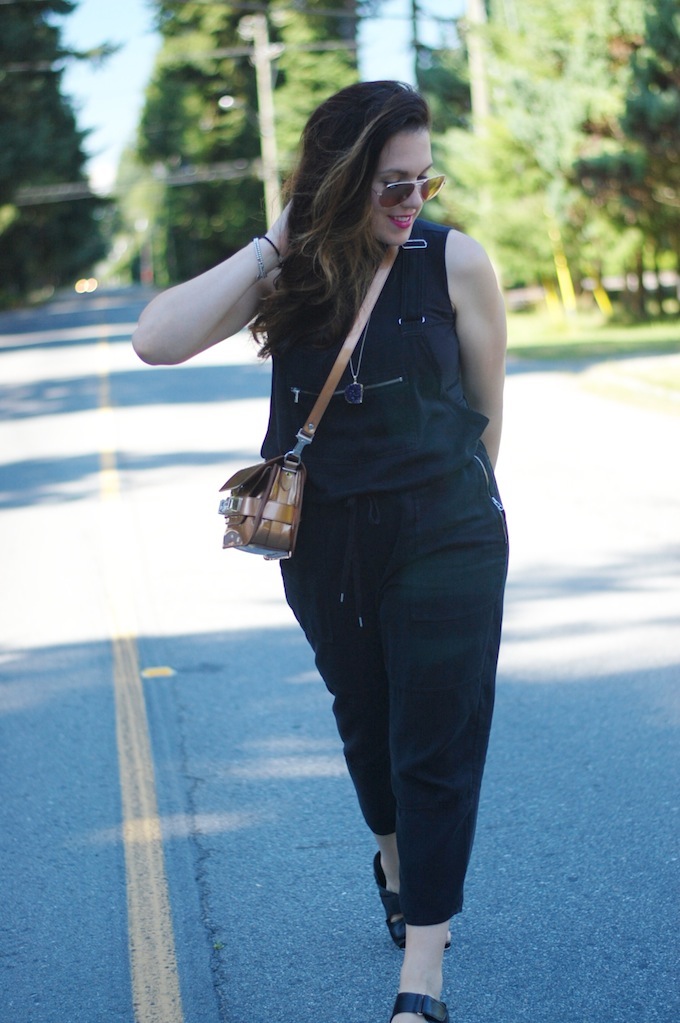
[133,81,508,1023]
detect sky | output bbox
[59,0,463,191]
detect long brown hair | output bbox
[252,81,431,357]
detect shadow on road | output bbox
[0,361,272,421]
[1,622,677,1023]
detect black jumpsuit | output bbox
[261,219,509,926]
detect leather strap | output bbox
[296,250,397,444]
[391,992,449,1023]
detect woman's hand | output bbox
[265,202,291,261]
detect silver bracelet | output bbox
[252,237,267,280]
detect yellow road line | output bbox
[97,339,184,1023]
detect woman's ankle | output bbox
[374,832,400,892]
[398,969,443,1002]
[398,920,448,997]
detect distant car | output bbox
[75,278,98,294]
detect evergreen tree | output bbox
[417,45,471,142]
[135,1,261,283]
[132,1,360,284]
[0,0,108,305]
[431,0,651,301]
[623,0,680,216]
[270,0,359,165]
[576,0,680,303]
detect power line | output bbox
[14,182,104,205]
[2,62,64,72]
[12,159,262,205]
[156,1,458,26]
[169,38,357,60]
[153,158,260,186]
[159,2,359,19]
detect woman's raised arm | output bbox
[132,209,289,365]
[131,240,274,365]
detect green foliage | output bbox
[132,1,264,278]
[271,1,358,167]
[417,45,471,135]
[416,0,677,318]
[122,0,678,310]
[0,0,107,305]
[129,1,360,283]
[572,0,680,315]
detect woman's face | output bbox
[369,128,434,246]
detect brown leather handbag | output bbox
[218,256,394,560]
[218,454,307,559]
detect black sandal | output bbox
[391,992,449,1022]
[373,852,406,949]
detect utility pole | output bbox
[171,23,355,227]
[238,14,283,227]
[410,0,421,83]
[466,0,490,133]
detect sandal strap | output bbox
[378,886,402,919]
[374,851,400,924]
[373,853,402,919]
[386,913,406,950]
[391,992,449,1022]
[372,854,449,953]
[373,852,406,948]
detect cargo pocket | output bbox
[409,544,506,622]
[388,544,507,690]
[473,451,508,544]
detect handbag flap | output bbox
[219,456,282,492]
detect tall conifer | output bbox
[0,0,107,304]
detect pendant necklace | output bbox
[344,316,371,405]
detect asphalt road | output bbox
[0,288,678,1023]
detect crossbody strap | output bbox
[285,249,397,464]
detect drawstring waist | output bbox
[339,495,382,628]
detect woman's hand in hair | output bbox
[266,202,291,261]
[132,231,280,365]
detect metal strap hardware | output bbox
[399,234,426,333]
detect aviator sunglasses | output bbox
[373,174,446,208]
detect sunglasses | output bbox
[373,174,446,208]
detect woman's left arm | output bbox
[446,230,507,469]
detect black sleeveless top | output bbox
[261,218,488,501]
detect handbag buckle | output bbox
[219,495,242,515]
[285,429,314,465]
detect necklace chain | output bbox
[349,316,370,382]
[344,315,371,405]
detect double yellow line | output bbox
[97,340,184,1023]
